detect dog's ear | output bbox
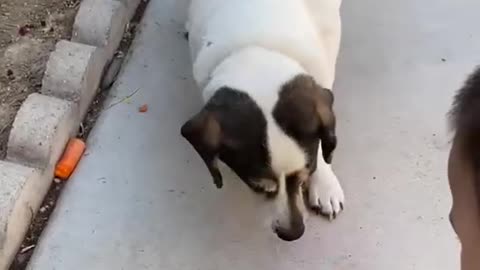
[181,110,224,188]
[274,75,337,164]
[316,88,337,164]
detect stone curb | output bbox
[0,162,44,270]
[6,93,76,169]
[0,0,142,268]
[72,0,128,63]
[41,40,104,120]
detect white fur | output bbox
[187,0,341,90]
[309,148,345,219]
[204,47,311,230]
[251,178,278,193]
[187,0,345,232]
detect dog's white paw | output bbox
[308,168,344,220]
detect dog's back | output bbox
[186,0,341,92]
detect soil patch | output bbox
[0,0,80,158]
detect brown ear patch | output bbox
[181,87,274,191]
[276,74,335,130]
[181,110,223,188]
[182,110,221,148]
[273,74,337,168]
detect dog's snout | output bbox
[273,222,305,242]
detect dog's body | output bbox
[182,0,344,241]
[186,0,341,92]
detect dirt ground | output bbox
[0,0,80,158]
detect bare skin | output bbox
[448,136,480,270]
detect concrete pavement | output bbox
[28,0,480,269]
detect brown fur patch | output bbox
[273,74,337,170]
[181,87,275,191]
[273,169,308,241]
[181,110,223,188]
[276,75,334,131]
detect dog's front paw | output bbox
[247,178,278,196]
[308,168,344,220]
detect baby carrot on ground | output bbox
[55,138,86,180]
[139,104,148,113]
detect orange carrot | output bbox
[139,104,148,113]
[55,138,86,180]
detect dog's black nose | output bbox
[273,223,305,242]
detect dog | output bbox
[181,0,344,241]
[448,66,480,269]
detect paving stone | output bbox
[0,161,43,270]
[7,93,76,169]
[72,0,128,62]
[42,40,105,118]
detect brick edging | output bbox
[0,0,142,268]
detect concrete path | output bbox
[28,0,480,269]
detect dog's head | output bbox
[181,74,336,241]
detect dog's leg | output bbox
[308,151,345,220]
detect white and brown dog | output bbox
[181,0,344,241]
